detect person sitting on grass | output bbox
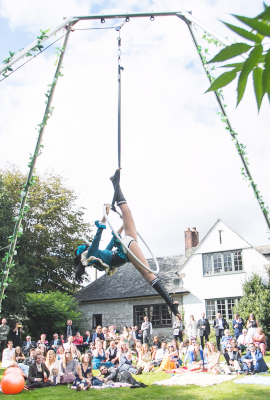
[92,326,105,343]
[118,351,143,375]
[73,332,83,352]
[73,353,92,391]
[56,345,65,361]
[223,343,242,375]
[186,342,204,371]
[45,350,60,384]
[12,346,25,365]
[86,342,96,357]
[152,336,161,349]
[137,343,154,372]
[25,354,53,389]
[70,343,81,361]
[206,342,220,375]
[98,365,148,388]
[2,340,15,368]
[105,341,119,365]
[151,342,168,367]
[63,335,73,351]
[241,343,268,375]
[158,342,179,371]
[220,329,234,354]
[92,341,114,370]
[237,328,253,355]
[60,349,77,382]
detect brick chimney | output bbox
[185,227,199,258]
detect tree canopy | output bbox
[234,270,270,341]
[0,165,92,323]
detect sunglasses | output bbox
[65,352,71,354]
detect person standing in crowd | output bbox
[141,316,152,345]
[197,312,210,348]
[65,320,76,338]
[187,315,198,341]
[232,313,244,341]
[173,315,185,343]
[26,354,53,389]
[246,314,259,337]
[213,313,229,351]
[0,318,10,360]
[22,335,36,356]
[241,343,268,374]
[11,322,21,348]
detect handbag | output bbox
[61,372,75,384]
[173,328,180,335]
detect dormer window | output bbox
[203,250,243,275]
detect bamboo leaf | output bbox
[206,70,238,92]
[233,15,270,37]
[223,22,262,43]
[207,43,252,64]
[237,45,263,105]
[262,48,270,94]
[220,62,245,71]
[253,68,264,111]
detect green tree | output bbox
[206,2,270,111]
[25,291,82,339]
[234,271,270,341]
[0,165,92,323]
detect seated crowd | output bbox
[0,313,268,391]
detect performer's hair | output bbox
[74,254,86,283]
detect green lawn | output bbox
[1,353,270,400]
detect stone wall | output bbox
[79,295,183,342]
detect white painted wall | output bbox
[179,220,270,326]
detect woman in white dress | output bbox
[45,350,60,384]
[2,340,15,368]
[187,315,198,341]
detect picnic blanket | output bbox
[153,373,235,387]
[234,376,270,386]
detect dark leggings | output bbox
[119,371,137,385]
[174,332,183,342]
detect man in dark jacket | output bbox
[98,366,147,388]
[48,333,62,351]
[24,348,36,366]
[26,354,53,388]
[213,313,229,351]
[22,336,37,356]
[197,312,210,348]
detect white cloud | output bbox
[0,0,269,281]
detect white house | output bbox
[177,219,270,324]
[75,218,270,339]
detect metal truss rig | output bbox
[0,11,264,312]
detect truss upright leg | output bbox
[0,26,74,312]
[182,18,270,231]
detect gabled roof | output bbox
[75,255,189,303]
[177,219,270,275]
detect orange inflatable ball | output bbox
[4,367,23,375]
[1,373,25,394]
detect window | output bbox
[206,298,240,321]
[133,304,172,328]
[92,314,102,329]
[203,250,243,275]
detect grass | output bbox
[0,353,269,400]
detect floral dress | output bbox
[73,364,92,388]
